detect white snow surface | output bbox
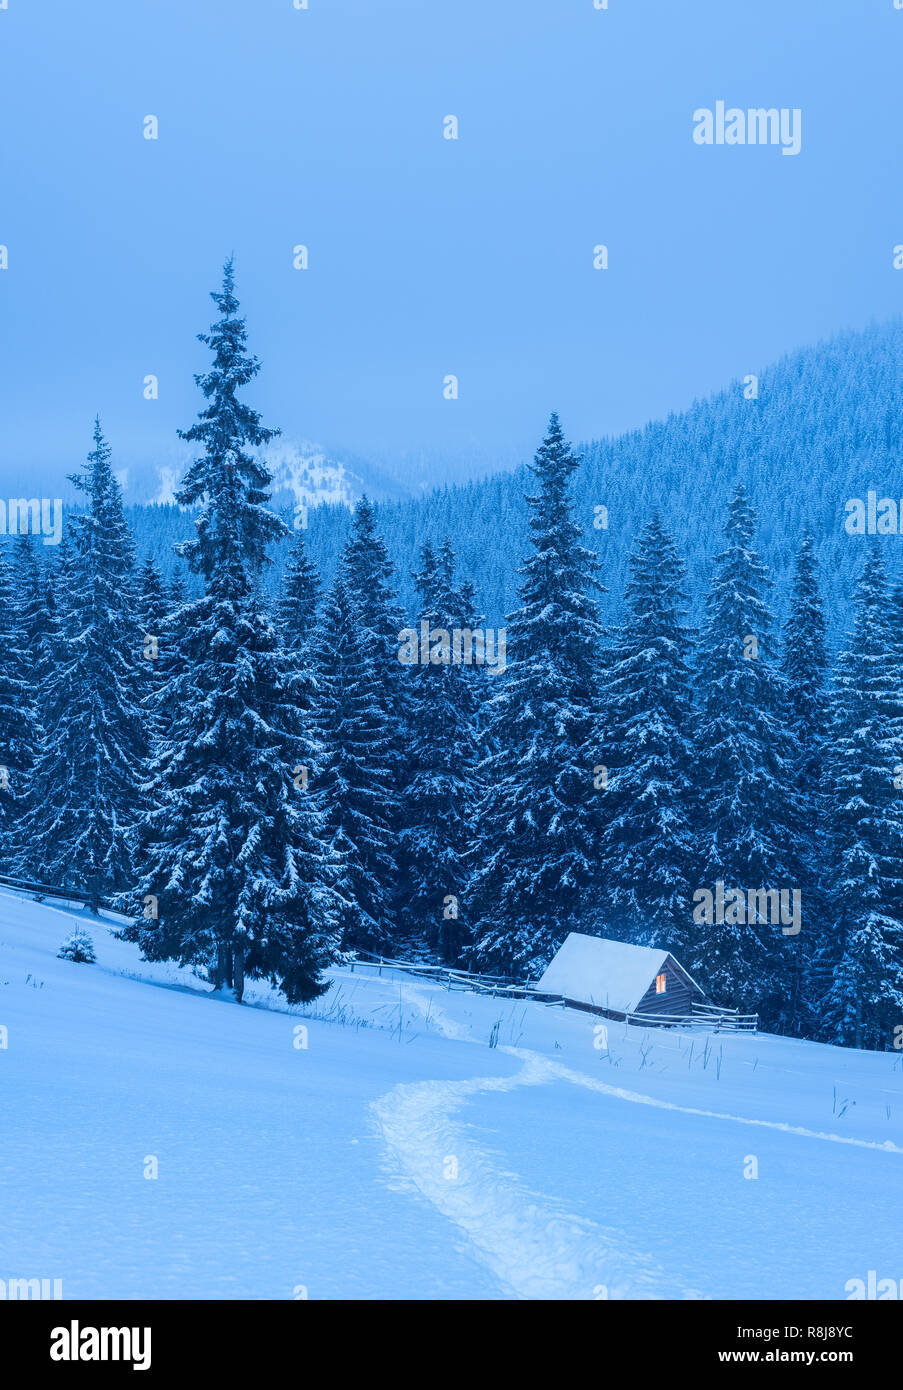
[1,889,901,1301]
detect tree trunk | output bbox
[212,940,232,991]
[233,945,245,1004]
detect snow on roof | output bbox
[536,932,675,1013]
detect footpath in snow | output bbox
[1,888,900,1300]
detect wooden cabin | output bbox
[535,932,708,1024]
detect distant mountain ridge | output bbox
[366,319,903,634]
[143,438,413,510]
[120,319,903,637]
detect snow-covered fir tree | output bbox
[5,533,55,843]
[16,422,145,906]
[57,924,96,964]
[273,528,322,750]
[156,564,191,727]
[167,565,188,609]
[467,413,605,977]
[691,485,805,1019]
[125,260,341,1002]
[597,514,696,953]
[821,546,903,1049]
[331,496,410,940]
[397,538,483,962]
[135,555,169,735]
[781,530,830,1033]
[311,573,399,953]
[340,495,409,776]
[16,532,62,696]
[277,527,321,652]
[136,555,168,640]
[0,546,42,870]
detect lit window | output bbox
[655,973,667,995]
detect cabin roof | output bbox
[536,932,705,1014]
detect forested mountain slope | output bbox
[126,320,903,634]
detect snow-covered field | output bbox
[1,888,900,1301]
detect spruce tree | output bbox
[330,496,409,943]
[167,566,188,610]
[125,260,341,1002]
[397,538,482,962]
[17,421,145,906]
[821,546,903,1049]
[597,515,696,953]
[0,548,41,871]
[135,555,169,735]
[12,532,58,701]
[2,533,52,863]
[311,574,398,954]
[467,413,605,977]
[781,530,829,1033]
[691,485,804,1018]
[158,565,190,725]
[277,528,321,652]
[273,528,322,754]
[340,496,409,778]
[136,555,168,640]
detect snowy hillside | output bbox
[0,439,417,514]
[259,441,365,512]
[1,888,900,1301]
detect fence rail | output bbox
[0,872,98,907]
[0,874,134,924]
[0,883,758,1033]
[349,950,554,1001]
[618,1004,758,1032]
[348,950,757,1031]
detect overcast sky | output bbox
[1,0,900,492]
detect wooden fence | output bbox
[349,950,758,1032]
[0,871,98,907]
[0,882,758,1033]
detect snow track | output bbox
[372,984,902,1300]
[371,983,701,1299]
[6,893,900,1300]
[550,1062,903,1154]
[372,1053,678,1300]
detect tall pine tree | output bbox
[277,527,321,652]
[329,496,408,944]
[311,573,398,953]
[0,546,41,871]
[691,485,804,1018]
[781,530,829,1032]
[135,554,169,738]
[821,545,903,1049]
[468,413,605,977]
[18,421,145,907]
[597,514,696,953]
[397,538,483,962]
[125,260,341,1002]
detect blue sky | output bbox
[1,0,901,491]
